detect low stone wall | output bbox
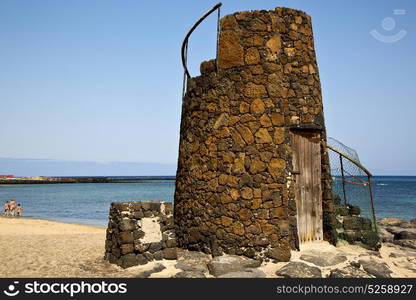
[334,201,380,250]
[104,201,177,268]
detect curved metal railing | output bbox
[181,3,222,97]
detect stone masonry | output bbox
[333,195,380,250]
[174,7,336,261]
[104,202,177,268]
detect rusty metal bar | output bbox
[215,4,221,72]
[339,154,348,205]
[368,176,378,233]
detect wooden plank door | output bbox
[291,131,323,244]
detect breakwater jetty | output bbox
[0,177,175,185]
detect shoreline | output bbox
[0,216,106,231]
[0,216,106,230]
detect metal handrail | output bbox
[181,3,222,79]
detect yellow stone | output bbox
[244,82,267,98]
[239,102,250,114]
[308,64,316,74]
[245,47,260,65]
[271,113,285,125]
[233,223,245,236]
[262,224,275,235]
[250,65,263,74]
[241,187,253,200]
[284,47,295,57]
[216,127,230,138]
[250,98,265,115]
[230,128,246,146]
[255,128,273,143]
[274,127,285,144]
[249,156,266,174]
[230,189,239,200]
[218,30,244,69]
[251,198,262,210]
[290,116,300,125]
[220,194,233,204]
[240,114,256,123]
[232,153,246,174]
[218,174,228,185]
[266,35,281,59]
[226,175,238,187]
[238,209,251,220]
[271,158,286,169]
[271,207,286,219]
[222,151,234,163]
[260,114,272,127]
[220,14,239,30]
[268,158,286,179]
[207,178,218,191]
[221,216,233,227]
[213,113,229,129]
[228,116,240,126]
[236,124,254,144]
[200,59,216,75]
[253,188,262,198]
[191,140,200,152]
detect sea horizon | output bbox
[4,174,416,178]
[0,175,414,227]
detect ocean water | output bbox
[332,176,416,225]
[372,176,416,221]
[0,180,175,226]
[0,176,414,226]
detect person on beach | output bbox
[9,199,16,217]
[16,204,23,217]
[3,201,9,216]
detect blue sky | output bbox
[0,0,415,175]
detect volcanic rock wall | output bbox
[334,196,380,250]
[104,202,177,268]
[174,7,336,261]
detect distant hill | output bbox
[0,157,176,177]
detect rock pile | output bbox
[377,218,416,250]
[334,202,380,250]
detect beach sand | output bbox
[0,217,180,278]
[1,217,415,278]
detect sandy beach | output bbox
[1,217,415,278]
[0,217,179,278]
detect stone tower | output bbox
[174,7,336,261]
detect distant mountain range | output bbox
[0,157,177,177]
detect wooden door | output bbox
[291,131,323,244]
